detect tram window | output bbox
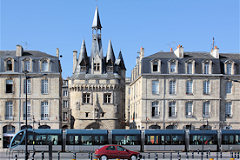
[113,135,140,145]
[160,135,165,145]
[172,135,184,145]
[190,135,216,145]
[27,134,34,145]
[146,135,160,145]
[236,135,240,144]
[36,135,47,145]
[81,135,92,145]
[47,135,59,145]
[94,135,107,145]
[68,135,74,145]
[165,135,171,145]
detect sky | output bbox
[0,0,239,78]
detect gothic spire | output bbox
[106,40,115,64]
[116,50,126,70]
[79,40,88,64]
[92,7,102,29]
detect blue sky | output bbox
[1,0,239,78]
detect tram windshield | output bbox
[10,130,25,148]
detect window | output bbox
[152,101,159,117]
[187,62,193,74]
[63,100,68,108]
[112,135,140,145]
[169,80,176,95]
[24,79,31,94]
[226,63,232,75]
[203,101,210,117]
[106,146,116,150]
[225,102,232,118]
[94,63,100,71]
[5,101,13,120]
[226,81,232,94]
[186,80,193,94]
[63,112,68,121]
[80,66,86,72]
[63,80,68,86]
[41,60,48,72]
[41,79,48,94]
[6,79,13,93]
[83,93,90,104]
[170,61,176,73]
[23,101,31,120]
[203,63,209,74]
[63,90,68,97]
[24,60,30,72]
[186,102,193,117]
[41,101,49,120]
[85,112,89,117]
[6,60,13,71]
[101,112,105,117]
[152,80,159,94]
[203,80,210,95]
[169,101,176,117]
[104,93,111,104]
[152,61,158,72]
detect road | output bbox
[1,151,240,160]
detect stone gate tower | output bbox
[69,7,126,129]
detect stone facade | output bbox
[69,8,126,129]
[62,78,71,129]
[0,45,62,149]
[129,46,240,130]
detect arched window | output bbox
[6,60,13,71]
[3,125,15,134]
[21,125,32,130]
[38,125,50,129]
[41,60,48,72]
[166,125,177,129]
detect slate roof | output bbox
[141,51,240,75]
[0,50,60,73]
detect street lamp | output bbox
[24,70,30,160]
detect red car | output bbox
[95,144,140,160]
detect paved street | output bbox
[1,151,240,160]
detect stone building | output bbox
[129,45,240,130]
[62,78,71,129]
[69,8,126,129]
[0,45,62,149]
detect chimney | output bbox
[210,46,219,58]
[174,45,184,58]
[16,45,23,57]
[56,48,59,58]
[73,50,78,73]
[170,48,173,52]
[140,47,144,61]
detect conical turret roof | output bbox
[116,50,126,70]
[79,40,88,64]
[106,40,115,64]
[92,7,102,29]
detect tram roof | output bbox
[221,130,240,134]
[189,130,218,134]
[112,129,141,135]
[30,129,62,134]
[145,130,185,135]
[65,129,108,135]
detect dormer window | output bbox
[151,60,161,73]
[170,61,176,73]
[226,63,232,75]
[204,62,209,74]
[107,66,113,72]
[6,60,13,71]
[94,63,100,71]
[80,66,86,72]
[24,60,30,71]
[169,60,178,73]
[41,60,49,72]
[225,61,234,75]
[202,60,212,74]
[187,62,192,74]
